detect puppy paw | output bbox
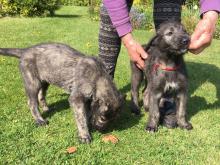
[35,119,49,126]
[145,124,158,133]
[178,122,193,130]
[143,106,149,112]
[79,134,92,144]
[131,103,141,115]
[42,106,50,112]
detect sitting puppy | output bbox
[0,43,124,143]
[130,21,193,132]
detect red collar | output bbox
[153,63,180,73]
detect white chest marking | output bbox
[164,81,179,92]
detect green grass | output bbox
[0,6,220,164]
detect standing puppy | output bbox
[131,21,193,132]
[0,43,124,143]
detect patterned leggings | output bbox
[98,0,184,78]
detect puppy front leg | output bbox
[146,92,161,132]
[176,92,193,130]
[69,93,91,143]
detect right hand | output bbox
[189,11,218,54]
[122,33,148,69]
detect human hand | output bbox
[122,33,148,69]
[189,11,219,54]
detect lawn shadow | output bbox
[120,83,131,94]
[100,99,143,133]
[50,14,81,18]
[42,61,220,131]
[42,94,70,119]
[187,61,220,118]
[42,93,142,132]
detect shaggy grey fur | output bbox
[130,21,193,132]
[0,43,124,143]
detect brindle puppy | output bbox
[131,21,193,132]
[0,43,124,143]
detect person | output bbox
[99,0,220,76]
[98,0,220,128]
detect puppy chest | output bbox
[164,81,179,93]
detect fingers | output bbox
[136,63,142,70]
[137,44,148,59]
[189,39,211,54]
[133,43,148,69]
[125,42,147,69]
[189,16,216,54]
[190,23,205,43]
[189,32,212,54]
[121,33,148,69]
[135,56,145,69]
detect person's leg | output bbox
[98,5,121,78]
[153,0,185,128]
[153,0,184,30]
[98,0,133,78]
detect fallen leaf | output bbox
[66,146,77,154]
[102,134,119,144]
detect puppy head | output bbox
[90,93,125,131]
[153,21,190,55]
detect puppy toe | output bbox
[79,135,92,144]
[131,105,141,115]
[145,125,158,133]
[42,106,50,112]
[185,122,193,130]
[179,122,193,130]
[36,119,49,126]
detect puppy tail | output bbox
[0,48,23,58]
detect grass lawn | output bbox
[0,6,220,164]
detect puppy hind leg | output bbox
[38,82,50,112]
[21,68,48,126]
[26,84,48,126]
[143,85,150,111]
[69,93,91,143]
[130,62,143,115]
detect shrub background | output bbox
[60,0,89,6]
[0,0,61,17]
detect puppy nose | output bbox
[181,37,190,45]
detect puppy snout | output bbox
[181,36,190,45]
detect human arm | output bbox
[103,0,148,69]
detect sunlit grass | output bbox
[0,6,220,164]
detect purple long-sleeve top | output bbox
[103,0,220,37]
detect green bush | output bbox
[182,5,200,35]
[130,5,154,30]
[87,1,220,40]
[61,0,89,6]
[214,20,220,40]
[0,0,61,17]
[184,0,199,8]
[88,0,101,21]
[182,6,220,40]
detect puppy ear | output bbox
[150,35,160,46]
[143,35,159,51]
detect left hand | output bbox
[189,11,219,54]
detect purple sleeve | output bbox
[200,0,220,15]
[103,0,132,37]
